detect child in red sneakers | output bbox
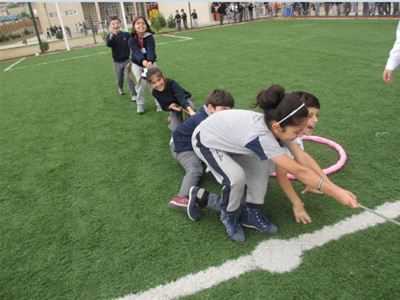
[168,89,234,208]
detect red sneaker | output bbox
[169,196,189,209]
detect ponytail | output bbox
[256,84,285,111]
[256,84,308,128]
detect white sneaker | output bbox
[156,106,162,112]
[131,95,137,102]
[141,68,148,79]
[137,104,145,114]
[118,88,124,95]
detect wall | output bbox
[158,1,213,27]
[33,2,85,34]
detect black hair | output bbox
[292,91,320,109]
[256,84,309,128]
[146,67,164,82]
[131,16,155,35]
[206,89,235,108]
[110,16,121,22]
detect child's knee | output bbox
[228,171,246,189]
[189,166,203,178]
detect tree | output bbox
[150,13,167,33]
[167,15,176,29]
[20,12,30,19]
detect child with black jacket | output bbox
[168,89,234,209]
[106,16,136,100]
[128,16,161,113]
[147,67,195,130]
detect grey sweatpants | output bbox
[130,63,161,110]
[176,151,203,197]
[170,141,223,211]
[113,60,135,95]
[170,141,203,197]
[193,136,274,212]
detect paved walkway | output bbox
[0,34,103,61]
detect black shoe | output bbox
[240,206,278,234]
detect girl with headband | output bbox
[187,84,358,242]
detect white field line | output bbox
[117,200,400,300]
[9,51,108,72]
[157,39,192,46]
[3,57,26,72]
[8,36,194,72]
[161,34,193,41]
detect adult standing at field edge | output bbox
[383,21,400,83]
[191,9,199,27]
[181,9,189,30]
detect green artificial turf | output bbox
[0,19,399,300]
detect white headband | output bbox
[277,103,306,125]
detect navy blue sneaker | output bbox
[187,186,202,221]
[240,206,278,234]
[220,208,245,242]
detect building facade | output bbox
[31,2,157,34]
[31,1,214,34]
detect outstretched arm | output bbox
[276,165,312,224]
[287,142,329,194]
[272,154,358,208]
[384,21,400,83]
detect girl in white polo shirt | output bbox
[188,85,359,242]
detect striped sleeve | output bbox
[246,134,286,160]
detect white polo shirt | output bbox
[192,109,287,160]
[385,21,400,71]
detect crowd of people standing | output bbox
[174,8,199,31]
[211,2,400,22]
[211,2,255,25]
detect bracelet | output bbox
[317,176,325,192]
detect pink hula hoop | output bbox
[272,135,348,180]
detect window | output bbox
[64,10,78,16]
